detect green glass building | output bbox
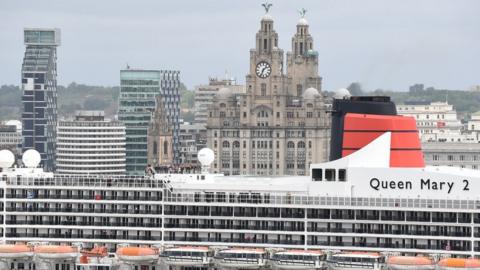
[119,69,180,175]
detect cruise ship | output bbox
[1,96,480,269]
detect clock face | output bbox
[256,61,272,79]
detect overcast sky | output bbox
[1,0,478,91]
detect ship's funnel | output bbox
[330,96,424,167]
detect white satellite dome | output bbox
[303,87,320,99]
[22,149,41,168]
[5,120,22,132]
[198,148,215,166]
[334,88,352,99]
[0,149,15,169]
[216,87,232,99]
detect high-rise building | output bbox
[119,69,181,175]
[194,78,245,124]
[206,9,330,176]
[56,111,126,175]
[21,28,60,171]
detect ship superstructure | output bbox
[1,96,480,262]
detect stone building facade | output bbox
[207,10,330,176]
[147,95,173,171]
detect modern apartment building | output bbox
[21,28,60,171]
[118,69,180,175]
[56,111,126,175]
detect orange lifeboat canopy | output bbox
[438,258,480,269]
[34,245,77,254]
[116,247,158,256]
[388,256,434,265]
[0,244,32,253]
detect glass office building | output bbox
[21,28,61,171]
[119,69,180,175]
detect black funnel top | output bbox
[329,96,397,161]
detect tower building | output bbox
[207,7,330,176]
[147,95,173,172]
[21,28,60,171]
[119,69,180,175]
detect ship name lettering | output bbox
[369,178,412,191]
[420,178,454,194]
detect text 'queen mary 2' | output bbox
[1,96,480,257]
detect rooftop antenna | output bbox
[126,63,130,69]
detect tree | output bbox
[347,82,363,96]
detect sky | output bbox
[0,0,479,91]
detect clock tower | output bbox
[246,8,288,98]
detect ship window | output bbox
[338,169,346,181]
[325,169,335,181]
[312,169,322,181]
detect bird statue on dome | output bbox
[262,2,272,14]
[298,8,307,18]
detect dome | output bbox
[216,87,232,99]
[0,149,15,169]
[5,120,21,132]
[334,88,352,99]
[303,87,320,99]
[298,18,308,26]
[262,13,273,21]
[198,148,215,166]
[22,149,41,168]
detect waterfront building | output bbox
[56,111,126,175]
[423,142,480,170]
[396,101,472,142]
[21,28,60,171]
[178,122,207,169]
[118,69,181,175]
[206,9,330,176]
[0,123,22,158]
[194,78,245,124]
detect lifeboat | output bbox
[0,244,34,259]
[116,246,159,263]
[387,256,434,270]
[34,245,78,260]
[270,250,326,270]
[160,246,212,267]
[78,246,114,268]
[437,258,480,270]
[214,248,266,269]
[327,252,384,270]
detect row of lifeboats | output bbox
[2,244,480,270]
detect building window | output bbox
[297,141,305,148]
[261,83,266,96]
[243,112,247,118]
[163,141,168,155]
[287,141,295,149]
[153,141,158,155]
[277,112,280,118]
[220,112,226,118]
[222,141,230,148]
[297,84,302,97]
